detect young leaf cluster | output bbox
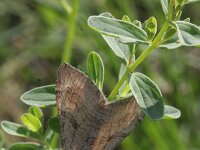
[1,105,60,150]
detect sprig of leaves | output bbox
[1,106,60,150]
[87,0,200,120]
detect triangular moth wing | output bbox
[56,63,143,150]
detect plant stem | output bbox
[108,69,128,101]
[107,22,170,101]
[62,0,79,63]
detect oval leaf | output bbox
[99,13,130,62]
[87,51,104,91]
[160,26,183,49]
[160,32,183,49]
[163,105,181,119]
[48,117,60,133]
[129,73,164,120]
[174,21,200,46]
[20,85,56,107]
[102,35,130,62]
[88,15,148,44]
[8,142,44,150]
[21,114,42,133]
[143,16,157,41]
[28,106,44,125]
[1,121,40,139]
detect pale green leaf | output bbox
[99,13,130,62]
[160,32,182,49]
[143,16,157,41]
[21,113,42,133]
[129,73,164,120]
[28,106,44,125]
[20,85,56,107]
[102,35,130,62]
[163,105,181,119]
[88,15,148,44]
[174,21,200,46]
[87,51,104,91]
[1,121,40,139]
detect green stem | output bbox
[62,0,79,63]
[108,70,128,101]
[107,22,170,101]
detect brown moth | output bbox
[56,63,143,150]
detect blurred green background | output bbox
[0,0,200,149]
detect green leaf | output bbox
[102,35,130,62]
[21,113,42,133]
[122,15,131,23]
[28,106,44,125]
[174,21,200,46]
[161,0,169,16]
[143,17,157,41]
[20,85,56,107]
[8,142,44,150]
[163,105,181,119]
[129,73,164,120]
[49,133,59,149]
[87,51,104,91]
[1,121,40,139]
[88,15,148,44]
[99,13,130,63]
[48,117,60,134]
[160,32,183,49]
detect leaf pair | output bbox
[1,121,41,140]
[129,73,181,120]
[1,106,44,140]
[21,106,44,134]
